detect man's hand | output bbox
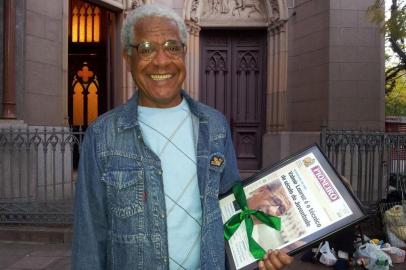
[258,250,293,270]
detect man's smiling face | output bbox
[127,16,186,108]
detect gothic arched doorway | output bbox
[68,0,116,128]
[185,0,289,172]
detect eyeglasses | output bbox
[130,40,185,60]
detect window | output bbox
[71,62,99,126]
[71,1,100,43]
[69,0,111,128]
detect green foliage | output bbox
[366,0,386,26]
[385,72,406,115]
[386,5,406,40]
[367,0,406,38]
[367,1,406,116]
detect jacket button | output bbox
[160,212,165,219]
[157,170,162,175]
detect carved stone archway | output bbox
[128,0,151,9]
[183,0,289,132]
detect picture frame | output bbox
[220,144,367,270]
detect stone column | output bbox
[62,0,69,125]
[185,20,200,100]
[266,20,288,132]
[2,0,16,119]
[262,20,289,167]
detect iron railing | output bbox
[0,126,84,224]
[320,128,406,210]
[1,127,405,224]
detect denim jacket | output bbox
[72,90,241,270]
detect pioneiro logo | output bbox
[311,165,339,201]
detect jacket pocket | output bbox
[101,169,144,218]
[110,232,145,270]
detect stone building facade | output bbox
[0,0,385,173]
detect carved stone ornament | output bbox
[131,0,144,9]
[201,0,266,20]
[268,18,287,33]
[269,0,280,20]
[186,21,201,35]
[190,0,200,22]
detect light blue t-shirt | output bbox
[138,99,202,269]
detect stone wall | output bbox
[287,0,330,131]
[23,0,64,125]
[328,0,384,130]
[0,3,3,115]
[287,0,384,131]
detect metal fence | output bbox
[1,127,405,224]
[320,128,406,211]
[0,126,84,224]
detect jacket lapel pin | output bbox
[210,156,224,167]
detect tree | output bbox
[385,71,406,115]
[368,0,406,93]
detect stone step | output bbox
[0,225,72,243]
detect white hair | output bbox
[121,4,188,55]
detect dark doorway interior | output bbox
[200,29,267,171]
[68,0,116,168]
[68,0,115,129]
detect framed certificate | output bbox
[220,144,367,270]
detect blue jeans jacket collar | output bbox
[116,90,207,133]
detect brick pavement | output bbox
[0,240,405,270]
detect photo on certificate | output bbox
[220,144,367,270]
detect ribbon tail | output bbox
[245,216,266,259]
[233,183,247,208]
[249,237,267,259]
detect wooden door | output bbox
[200,30,267,170]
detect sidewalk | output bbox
[0,240,405,270]
[0,241,70,270]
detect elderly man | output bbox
[248,181,293,218]
[248,181,306,253]
[72,4,292,270]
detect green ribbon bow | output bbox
[224,183,281,259]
